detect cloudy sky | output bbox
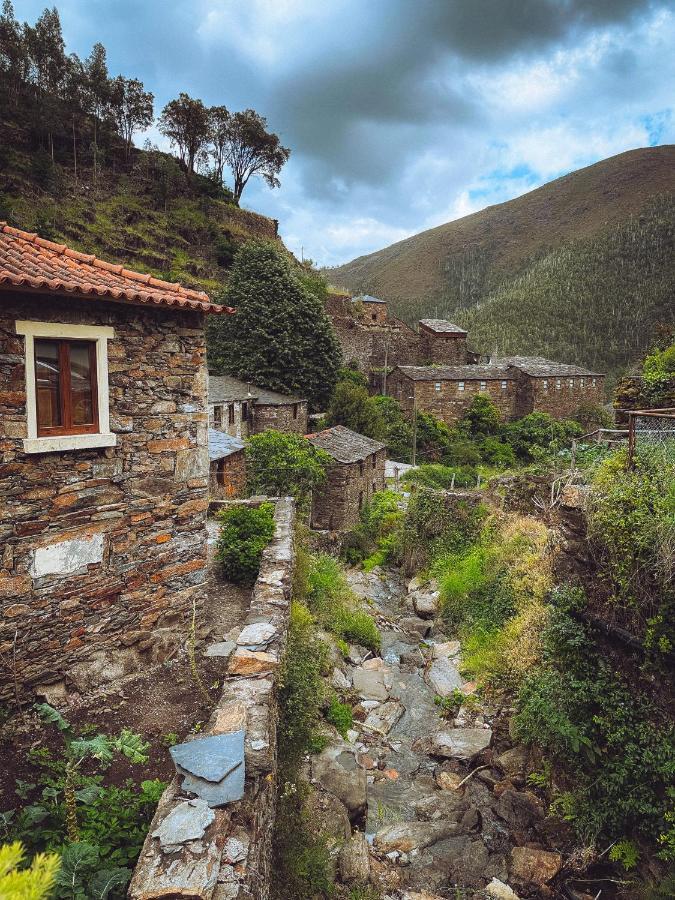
[17,0,675,265]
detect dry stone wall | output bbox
[252,401,308,435]
[129,496,295,900]
[310,449,386,531]
[0,293,210,699]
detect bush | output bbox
[402,463,477,490]
[477,437,516,467]
[326,699,353,738]
[215,502,275,584]
[324,380,385,440]
[304,554,380,650]
[399,490,486,573]
[373,395,413,462]
[574,400,612,431]
[245,431,329,508]
[505,412,582,460]
[461,395,503,436]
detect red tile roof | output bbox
[0,223,232,314]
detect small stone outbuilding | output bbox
[307,425,386,531]
[418,320,469,365]
[208,430,246,499]
[208,374,308,439]
[0,223,229,698]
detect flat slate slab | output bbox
[425,727,492,761]
[170,731,245,807]
[425,656,463,697]
[152,799,215,848]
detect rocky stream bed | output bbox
[307,567,568,900]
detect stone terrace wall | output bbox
[129,496,295,900]
[0,293,209,699]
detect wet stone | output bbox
[422,727,493,761]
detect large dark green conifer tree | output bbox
[207,240,342,410]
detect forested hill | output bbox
[329,147,675,378]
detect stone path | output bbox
[313,567,563,899]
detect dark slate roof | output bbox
[494,356,603,377]
[419,319,467,334]
[208,429,245,462]
[354,294,386,304]
[396,365,513,381]
[208,375,304,406]
[307,425,386,463]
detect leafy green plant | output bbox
[609,838,640,871]
[0,841,60,900]
[245,431,329,508]
[215,501,275,584]
[326,698,353,739]
[304,553,380,650]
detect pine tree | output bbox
[207,241,342,409]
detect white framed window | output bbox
[592,377,596,387]
[556,379,561,390]
[457,381,465,392]
[580,378,585,388]
[569,378,574,388]
[479,381,486,391]
[542,379,548,390]
[501,380,507,390]
[434,382,441,392]
[16,320,116,454]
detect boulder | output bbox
[338,831,370,884]
[331,667,352,691]
[374,820,459,854]
[510,847,562,886]
[425,656,463,697]
[303,788,351,848]
[363,700,404,735]
[495,790,544,829]
[422,728,492,760]
[412,791,467,822]
[485,877,521,900]
[311,742,367,821]
[412,589,439,619]
[495,746,529,778]
[400,616,432,639]
[352,666,391,701]
[432,640,461,659]
[435,770,464,792]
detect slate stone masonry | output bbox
[130,496,296,900]
[0,292,210,699]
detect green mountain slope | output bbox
[330,147,675,375]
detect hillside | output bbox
[330,147,675,376]
[0,116,278,294]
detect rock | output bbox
[374,820,459,854]
[423,728,492,760]
[407,574,428,593]
[413,791,466,822]
[440,835,493,889]
[152,799,215,848]
[346,729,359,743]
[338,831,370,883]
[236,622,276,649]
[170,731,245,807]
[311,742,367,821]
[401,893,446,900]
[495,746,529,777]
[425,656,463,697]
[204,641,235,659]
[303,788,351,849]
[363,700,404,735]
[352,666,391,701]
[227,648,278,676]
[510,847,562,886]
[347,644,367,665]
[435,770,464,792]
[400,616,432,638]
[362,657,386,670]
[485,877,521,900]
[412,589,439,619]
[332,667,351,690]
[432,640,461,659]
[495,790,544,828]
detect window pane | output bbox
[35,339,61,428]
[70,342,95,425]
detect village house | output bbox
[208,374,308,439]
[0,223,228,698]
[208,430,246,499]
[307,425,386,531]
[418,319,470,365]
[388,356,605,426]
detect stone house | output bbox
[307,425,386,531]
[0,223,228,698]
[389,356,605,426]
[390,365,518,426]
[418,319,469,365]
[353,294,388,325]
[208,430,246,499]
[208,375,308,439]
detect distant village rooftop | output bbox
[354,294,386,304]
[419,319,468,334]
[307,424,386,463]
[0,222,229,314]
[208,429,245,462]
[396,364,513,381]
[208,374,304,406]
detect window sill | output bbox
[23,433,117,454]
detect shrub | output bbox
[402,463,477,490]
[216,502,275,584]
[326,699,353,738]
[324,380,385,440]
[574,400,612,431]
[304,554,380,650]
[245,432,329,508]
[461,395,503,436]
[399,490,486,573]
[373,395,413,462]
[0,842,60,900]
[478,437,516,467]
[505,412,582,460]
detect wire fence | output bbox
[627,408,675,470]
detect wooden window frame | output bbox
[228,404,235,426]
[16,320,116,454]
[35,338,99,437]
[213,404,223,429]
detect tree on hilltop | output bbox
[110,75,153,161]
[207,240,341,410]
[158,92,210,175]
[222,109,290,203]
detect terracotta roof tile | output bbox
[0,223,233,315]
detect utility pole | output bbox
[411,391,418,467]
[382,324,393,396]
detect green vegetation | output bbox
[1,707,165,899]
[0,842,60,900]
[326,698,353,739]
[324,372,385,440]
[341,490,404,568]
[245,430,330,508]
[207,241,342,409]
[399,489,486,574]
[372,395,413,461]
[215,501,276,585]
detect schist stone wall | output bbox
[418,326,468,365]
[209,451,247,500]
[389,371,518,426]
[513,373,605,419]
[0,293,210,698]
[311,448,387,531]
[253,401,308,435]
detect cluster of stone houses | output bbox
[326,292,605,423]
